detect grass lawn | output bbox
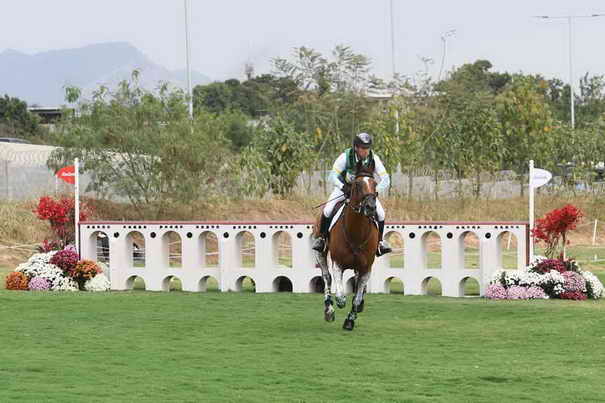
[1,287,605,402]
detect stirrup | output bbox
[376,241,392,257]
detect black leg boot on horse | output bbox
[312,213,331,252]
[376,220,392,257]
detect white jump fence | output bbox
[79,221,529,297]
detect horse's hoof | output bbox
[343,318,355,331]
[324,310,335,322]
[336,296,346,309]
[357,300,364,313]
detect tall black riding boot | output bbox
[312,214,331,252]
[376,220,392,256]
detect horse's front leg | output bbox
[343,271,370,331]
[314,250,334,322]
[333,264,346,309]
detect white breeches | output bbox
[323,187,385,221]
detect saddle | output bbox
[324,199,378,241]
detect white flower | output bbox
[84,273,110,292]
[580,271,604,299]
[54,277,78,292]
[96,262,110,281]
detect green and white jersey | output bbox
[329,148,390,194]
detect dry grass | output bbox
[2,195,604,269]
[0,200,51,267]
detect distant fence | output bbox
[3,143,601,201]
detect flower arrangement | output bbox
[5,271,29,290]
[7,247,107,292]
[487,256,603,301]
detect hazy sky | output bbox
[2,0,605,84]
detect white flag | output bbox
[530,168,552,188]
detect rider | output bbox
[312,132,392,256]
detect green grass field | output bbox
[2,245,605,402]
[1,288,605,402]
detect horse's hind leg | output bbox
[314,250,334,322]
[343,272,370,331]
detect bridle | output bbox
[349,173,377,217]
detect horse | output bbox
[312,163,379,331]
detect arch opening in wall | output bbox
[384,277,404,294]
[421,276,442,296]
[273,276,293,292]
[126,275,146,291]
[91,231,109,264]
[235,276,256,292]
[272,231,292,268]
[126,231,145,268]
[460,277,480,297]
[200,232,219,267]
[385,231,404,268]
[498,231,518,270]
[423,231,442,269]
[162,275,183,291]
[163,231,182,268]
[198,275,219,292]
[461,231,480,270]
[236,231,255,268]
[309,276,325,293]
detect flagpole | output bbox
[75,158,80,257]
[529,160,534,261]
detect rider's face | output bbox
[355,146,370,159]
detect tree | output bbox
[436,60,511,95]
[0,94,43,140]
[192,74,300,118]
[247,116,312,196]
[496,75,555,195]
[48,72,234,215]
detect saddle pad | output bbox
[328,204,346,232]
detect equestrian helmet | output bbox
[353,132,372,148]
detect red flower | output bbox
[559,291,587,300]
[531,204,583,258]
[33,196,92,247]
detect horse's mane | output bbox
[355,162,375,179]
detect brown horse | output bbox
[312,163,379,331]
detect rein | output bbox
[340,176,377,260]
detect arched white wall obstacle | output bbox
[79,221,529,297]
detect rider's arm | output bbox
[374,154,390,194]
[329,153,348,189]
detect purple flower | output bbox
[28,277,51,291]
[507,285,528,300]
[562,271,586,292]
[526,286,547,299]
[485,284,507,299]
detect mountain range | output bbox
[0,42,211,106]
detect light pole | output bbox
[389,0,396,79]
[184,0,193,119]
[534,14,605,129]
[438,29,456,82]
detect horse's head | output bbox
[350,163,377,218]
